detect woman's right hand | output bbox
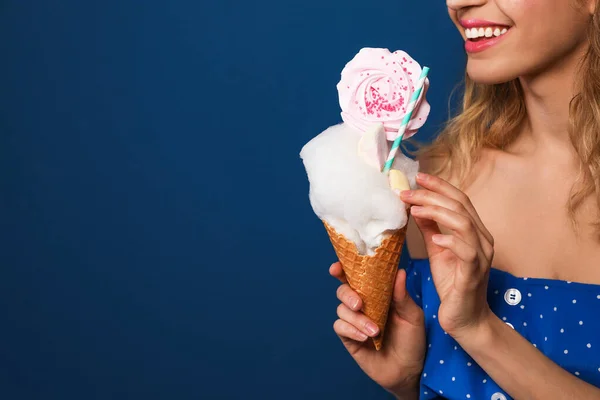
[330,262,426,398]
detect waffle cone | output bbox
[324,221,408,350]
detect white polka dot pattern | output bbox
[404,258,600,400]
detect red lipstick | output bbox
[460,19,511,28]
[460,19,512,54]
[465,33,510,53]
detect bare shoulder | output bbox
[405,147,496,260]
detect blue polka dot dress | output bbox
[405,257,600,400]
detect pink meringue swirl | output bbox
[337,48,431,141]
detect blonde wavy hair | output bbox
[405,2,600,238]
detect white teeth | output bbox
[464,26,509,39]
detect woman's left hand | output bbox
[400,172,495,339]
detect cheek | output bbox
[499,0,540,26]
[502,0,537,13]
[462,0,589,84]
[518,0,589,55]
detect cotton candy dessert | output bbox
[300,48,430,350]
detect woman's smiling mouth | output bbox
[460,19,512,53]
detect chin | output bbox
[466,59,519,85]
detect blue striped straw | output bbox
[382,66,430,174]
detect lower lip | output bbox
[465,29,510,53]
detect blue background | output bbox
[0,1,464,399]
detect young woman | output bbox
[329,0,600,399]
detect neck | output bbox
[514,44,588,159]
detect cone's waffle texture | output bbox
[324,221,407,350]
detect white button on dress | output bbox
[504,288,522,305]
[405,257,600,400]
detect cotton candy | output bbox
[300,122,419,255]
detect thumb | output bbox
[390,268,423,325]
[412,214,445,258]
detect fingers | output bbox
[331,269,425,352]
[337,303,380,337]
[411,206,489,277]
[336,282,362,311]
[333,319,369,342]
[415,173,494,245]
[401,188,491,253]
[431,234,484,279]
[410,205,481,254]
[331,262,363,311]
[332,262,380,340]
[411,203,495,267]
[391,269,425,326]
[330,261,373,347]
[329,262,348,284]
[410,205,494,265]
[403,194,492,261]
[411,213,444,258]
[400,173,494,250]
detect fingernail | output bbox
[411,206,424,213]
[366,322,379,336]
[416,172,427,181]
[432,234,445,244]
[357,332,368,341]
[350,297,360,310]
[400,190,413,197]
